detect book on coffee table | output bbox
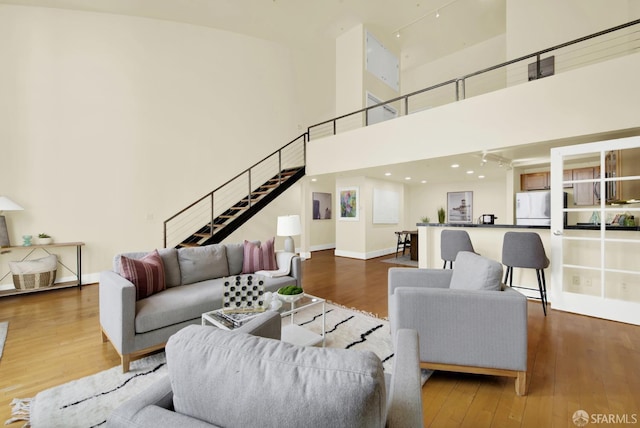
[209,310,263,329]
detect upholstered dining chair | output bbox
[440,229,477,268]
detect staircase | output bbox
[164,134,306,249]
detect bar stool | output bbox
[395,231,411,258]
[502,231,549,316]
[441,230,476,269]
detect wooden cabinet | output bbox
[521,171,573,190]
[573,166,600,206]
[563,170,573,188]
[618,148,640,201]
[521,172,549,190]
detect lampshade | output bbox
[277,215,301,237]
[0,196,24,212]
[0,196,23,248]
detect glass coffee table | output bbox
[202,292,326,347]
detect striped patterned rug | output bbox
[7,303,428,428]
[0,321,7,361]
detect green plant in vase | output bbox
[420,216,430,224]
[437,207,446,224]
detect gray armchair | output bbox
[388,251,528,395]
[108,314,424,428]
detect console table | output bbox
[0,242,84,297]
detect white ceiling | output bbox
[0,0,506,69]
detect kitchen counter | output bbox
[417,223,550,229]
[417,222,640,231]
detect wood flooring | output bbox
[1,249,639,427]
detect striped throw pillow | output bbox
[119,249,166,300]
[242,238,277,274]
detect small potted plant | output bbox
[420,216,430,224]
[37,233,53,245]
[437,207,446,224]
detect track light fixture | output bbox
[391,0,460,37]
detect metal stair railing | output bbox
[164,133,307,248]
[308,19,640,140]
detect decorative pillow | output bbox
[449,251,503,291]
[177,244,229,285]
[119,250,166,300]
[242,238,277,274]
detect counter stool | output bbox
[441,230,476,269]
[502,231,549,316]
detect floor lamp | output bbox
[277,215,301,253]
[0,196,24,248]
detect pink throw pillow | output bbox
[119,250,166,300]
[242,238,277,273]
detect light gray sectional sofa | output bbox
[107,314,424,428]
[99,242,301,372]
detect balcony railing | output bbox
[308,19,640,141]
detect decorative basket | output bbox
[12,270,57,290]
[9,254,58,290]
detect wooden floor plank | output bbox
[1,249,639,427]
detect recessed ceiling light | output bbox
[478,175,485,179]
[311,178,317,182]
[385,172,392,176]
[451,164,459,168]
[466,170,474,174]
[405,177,411,180]
[421,180,427,184]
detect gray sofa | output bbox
[100,242,301,372]
[388,251,528,395]
[107,315,423,428]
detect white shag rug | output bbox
[7,303,431,428]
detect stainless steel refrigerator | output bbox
[515,191,567,226]
[516,191,551,226]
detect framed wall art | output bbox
[447,191,473,224]
[312,192,332,220]
[338,187,359,221]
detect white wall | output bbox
[402,33,506,101]
[0,5,301,283]
[506,0,636,58]
[409,178,508,227]
[334,176,405,259]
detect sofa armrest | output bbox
[389,286,528,371]
[388,268,452,296]
[107,377,213,428]
[387,329,423,428]
[99,270,137,355]
[235,310,281,340]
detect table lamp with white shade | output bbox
[0,196,24,247]
[277,215,301,253]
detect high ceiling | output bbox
[0,0,506,69]
[6,0,630,185]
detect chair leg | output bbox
[504,266,513,287]
[536,269,547,316]
[121,354,131,373]
[515,371,527,396]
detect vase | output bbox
[37,237,53,245]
